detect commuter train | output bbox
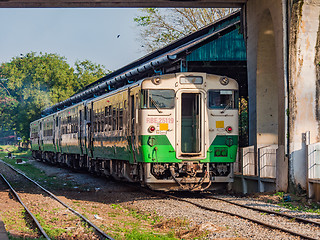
[30,73,238,191]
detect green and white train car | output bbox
[30,72,238,191]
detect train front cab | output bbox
[139,73,238,191]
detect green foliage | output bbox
[134,8,236,52]
[124,229,177,240]
[0,87,18,129]
[239,97,248,147]
[0,146,75,190]
[0,52,108,139]
[74,60,110,91]
[278,202,320,214]
[275,191,284,198]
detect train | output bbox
[30,72,239,191]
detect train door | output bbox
[85,103,94,158]
[37,121,41,150]
[55,115,60,152]
[79,108,84,155]
[130,93,137,162]
[53,115,56,153]
[128,88,139,163]
[177,91,205,158]
[39,121,43,151]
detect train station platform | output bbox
[0,219,8,240]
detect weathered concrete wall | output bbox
[246,0,288,191]
[289,0,320,191]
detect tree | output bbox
[74,60,110,91]
[0,52,109,139]
[0,87,18,130]
[134,8,236,52]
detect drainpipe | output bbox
[281,0,290,192]
[283,0,289,156]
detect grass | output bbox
[278,202,320,213]
[124,229,177,240]
[34,213,67,238]
[273,192,320,214]
[8,233,47,240]
[1,209,38,236]
[100,204,193,240]
[0,145,76,190]
[98,204,184,240]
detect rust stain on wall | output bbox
[289,0,304,143]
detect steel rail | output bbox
[203,194,320,227]
[137,188,318,240]
[0,173,51,240]
[0,160,115,240]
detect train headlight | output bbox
[226,126,233,133]
[152,77,161,85]
[219,76,229,85]
[148,125,156,133]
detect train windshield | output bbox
[208,90,237,109]
[141,89,175,109]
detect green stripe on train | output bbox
[139,135,238,163]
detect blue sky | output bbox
[0,8,145,71]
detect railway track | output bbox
[2,156,319,239]
[0,160,114,240]
[138,188,320,240]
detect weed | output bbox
[68,215,78,221]
[124,229,178,240]
[34,213,66,238]
[274,192,284,198]
[278,202,320,214]
[49,217,59,223]
[108,212,120,218]
[8,233,46,240]
[111,204,123,210]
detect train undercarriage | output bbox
[32,150,233,191]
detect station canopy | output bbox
[42,10,247,116]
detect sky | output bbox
[0,8,145,71]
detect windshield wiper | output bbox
[221,100,233,114]
[150,98,163,113]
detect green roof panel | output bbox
[186,28,246,62]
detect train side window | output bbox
[104,106,109,132]
[119,103,123,131]
[108,106,111,131]
[100,111,105,132]
[112,106,117,131]
[105,107,108,117]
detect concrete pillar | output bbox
[289,0,320,191]
[256,8,279,146]
[246,0,288,191]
